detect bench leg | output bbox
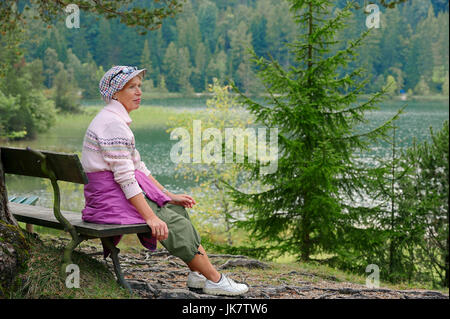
[61,236,83,278]
[100,237,132,294]
[26,223,33,233]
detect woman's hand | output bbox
[146,215,169,241]
[168,194,196,208]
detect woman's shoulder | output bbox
[87,109,133,138]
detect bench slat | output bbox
[9,202,151,238]
[1,147,88,184]
[22,196,39,205]
[16,196,28,204]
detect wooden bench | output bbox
[8,195,39,232]
[1,146,152,293]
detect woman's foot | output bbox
[203,274,249,296]
[187,271,207,289]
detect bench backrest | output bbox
[1,147,88,184]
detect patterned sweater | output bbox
[81,99,151,199]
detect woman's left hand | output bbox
[168,194,196,208]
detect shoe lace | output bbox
[223,275,237,287]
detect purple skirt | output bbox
[82,169,172,257]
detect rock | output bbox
[127,279,149,291]
[157,288,202,299]
[262,286,287,295]
[219,258,270,270]
[128,279,161,298]
[146,283,160,296]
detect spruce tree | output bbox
[226,0,401,262]
[397,121,449,287]
[140,39,153,76]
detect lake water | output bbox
[3,97,449,213]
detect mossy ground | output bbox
[8,232,133,299]
[5,227,448,299]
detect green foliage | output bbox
[166,79,259,245]
[0,0,183,36]
[397,121,449,287]
[384,75,399,96]
[52,67,82,113]
[226,0,402,264]
[0,31,56,140]
[2,0,447,95]
[0,0,448,96]
[332,120,448,288]
[414,76,431,96]
[140,39,153,81]
[0,92,26,139]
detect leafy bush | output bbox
[0,34,56,140]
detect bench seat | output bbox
[1,146,144,292]
[9,202,150,239]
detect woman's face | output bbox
[113,75,142,113]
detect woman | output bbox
[81,65,248,296]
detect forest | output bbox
[0,0,448,292]
[13,0,450,96]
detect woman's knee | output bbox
[166,204,190,219]
[161,225,200,263]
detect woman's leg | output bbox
[146,200,248,295]
[147,200,221,282]
[186,244,221,282]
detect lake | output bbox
[3,97,449,213]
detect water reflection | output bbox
[5,98,449,213]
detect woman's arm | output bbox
[147,174,174,198]
[128,192,168,241]
[147,174,196,208]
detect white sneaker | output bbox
[203,274,249,296]
[187,271,207,289]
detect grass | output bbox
[272,252,449,293]
[6,227,448,299]
[10,232,133,299]
[3,103,182,153]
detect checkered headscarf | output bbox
[99,65,146,102]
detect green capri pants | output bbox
[146,198,201,264]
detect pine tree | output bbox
[397,121,449,287]
[197,0,218,53]
[95,19,114,68]
[177,47,193,93]
[225,0,401,262]
[162,42,179,92]
[176,0,202,66]
[192,42,208,92]
[140,39,153,74]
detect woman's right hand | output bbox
[146,215,169,241]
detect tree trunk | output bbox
[0,149,18,226]
[0,150,29,297]
[445,236,449,288]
